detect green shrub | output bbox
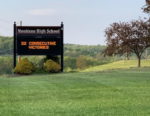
[43,59,61,73]
[14,58,35,74]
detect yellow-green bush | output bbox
[43,59,61,73]
[14,58,35,74]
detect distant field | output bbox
[83,59,150,72]
[0,68,150,116]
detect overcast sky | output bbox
[0,0,147,45]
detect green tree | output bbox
[76,55,97,69]
[64,56,77,69]
[76,56,88,69]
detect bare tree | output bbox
[105,19,150,67]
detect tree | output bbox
[143,0,150,14]
[105,19,150,67]
[76,55,96,69]
[64,56,77,69]
[76,55,90,69]
[104,22,132,60]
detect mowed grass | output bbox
[0,68,150,116]
[83,59,150,72]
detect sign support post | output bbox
[13,22,17,68]
[60,22,64,72]
[18,21,22,63]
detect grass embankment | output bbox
[0,68,150,116]
[83,59,150,72]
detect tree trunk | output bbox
[126,52,129,60]
[138,56,141,67]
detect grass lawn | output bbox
[0,68,150,116]
[83,59,150,72]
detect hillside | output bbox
[83,59,150,72]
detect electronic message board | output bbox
[16,26,63,55]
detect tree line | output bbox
[0,37,111,72]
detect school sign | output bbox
[13,22,64,71]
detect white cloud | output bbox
[28,8,56,16]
